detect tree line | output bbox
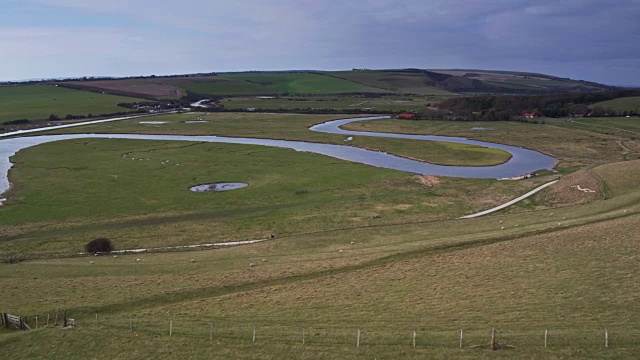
[418,89,640,121]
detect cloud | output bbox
[1,0,639,84]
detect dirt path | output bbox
[458,180,559,219]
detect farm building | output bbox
[397,113,416,119]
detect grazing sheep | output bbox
[249,263,256,267]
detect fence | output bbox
[80,313,640,350]
[5,310,640,350]
[1,313,31,331]
[1,309,75,331]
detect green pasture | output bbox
[343,117,639,170]
[0,136,531,255]
[326,70,458,96]
[222,95,430,112]
[590,96,640,112]
[178,73,386,96]
[0,156,639,358]
[222,73,386,94]
[0,84,144,122]
[547,117,640,139]
[2,110,640,358]
[45,112,512,166]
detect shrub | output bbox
[84,238,114,254]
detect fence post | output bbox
[46,314,50,327]
[491,328,496,351]
[459,329,464,348]
[605,329,609,348]
[544,328,548,348]
[357,329,361,347]
[413,330,417,348]
[35,316,38,330]
[210,323,213,341]
[169,320,172,337]
[253,327,256,343]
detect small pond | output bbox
[190,182,249,192]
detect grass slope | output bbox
[590,96,640,112]
[325,70,458,96]
[0,85,145,122]
[0,159,639,358]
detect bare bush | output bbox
[84,238,114,254]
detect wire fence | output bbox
[21,312,637,350]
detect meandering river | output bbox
[0,115,556,197]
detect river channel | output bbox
[0,115,556,196]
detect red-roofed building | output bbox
[398,113,416,119]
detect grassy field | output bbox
[179,73,387,96]
[0,85,145,122]
[1,109,640,358]
[590,96,640,112]
[549,116,640,139]
[325,70,458,96]
[0,156,639,358]
[0,135,525,255]
[221,95,433,112]
[343,117,640,171]
[42,112,512,166]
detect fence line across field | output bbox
[4,310,638,349]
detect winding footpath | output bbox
[458,180,559,219]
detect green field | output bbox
[547,117,640,139]
[2,108,640,358]
[0,85,145,122]
[343,117,639,171]
[0,154,639,358]
[45,112,512,167]
[590,96,640,112]
[326,70,458,96]
[221,95,434,112]
[178,73,387,96]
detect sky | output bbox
[1,0,639,85]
